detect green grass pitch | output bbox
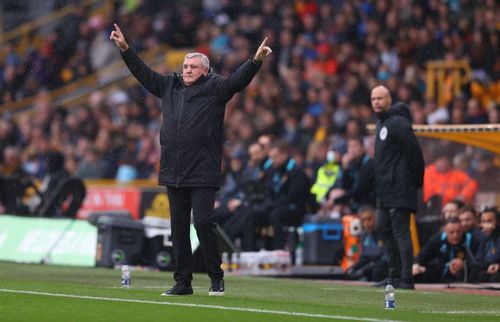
[0,261,499,322]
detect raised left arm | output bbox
[214,38,272,100]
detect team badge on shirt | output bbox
[379,126,388,140]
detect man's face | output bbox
[459,211,476,232]
[229,158,243,172]
[442,202,459,221]
[248,144,266,164]
[446,222,464,246]
[371,86,392,113]
[182,57,208,86]
[269,147,288,168]
[480,211,496,236]
[435,156,451,173]
[347,139,364,160]
[359,211,375,232]
[258,135,272,153]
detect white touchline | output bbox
[0,288,403,322]
[420,310,500,315]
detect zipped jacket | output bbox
[373,102,425,211]
[121,48,261,187]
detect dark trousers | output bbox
[269,205,304,250]
[166,186,223,284]
[376,207,413,282]
[223,204,268,251]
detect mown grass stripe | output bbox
[0,288,403,322]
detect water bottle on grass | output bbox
[121,265,131,288]
[384,284,395,309]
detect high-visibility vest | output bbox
[310,162,340,203]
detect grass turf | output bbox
[0,261,499,322]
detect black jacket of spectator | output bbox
[415,231,477,282]
[373,102,424,211]
[475,231,500,271]
[270,159,311,216]
[333,154,376,211]
[121,48,261,187]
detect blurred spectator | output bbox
[267,140,311,249]
[221,141,273,251]
[346,205,387,282]
[40,150,69,199]
[458,205,481,241]
[75,146,106,179]
[0,146,32,214]
[464,98,489,124]
[423,152,478,206]
[29,150,71,216]
[213,149,247,226]
[1,146,27,177]
[471,208,500,283]
[324,137,375,214]
[441,199,465,222]
[310,146,340,206]
[470,151,500,192]
[413,217,477,283]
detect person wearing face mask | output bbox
[310,147,341,207]
[110,24,272,296]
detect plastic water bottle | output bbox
[295,243,304,266]
[384,284,395,309]
[121,265,131,288]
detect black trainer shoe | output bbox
[394,279,415,290]
[208,279,224,296]
[161,283,193,296]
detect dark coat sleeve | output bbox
[406,130,425,189]
[475,234,500,269]
[415,234,441,265]
[286,170,311,210]
[213,59,262,101]
[120,47,169,98]
[395,118,425,189]
[335,158,374,204]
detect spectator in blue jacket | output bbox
[346,205,387,281]
[413,217,477,283]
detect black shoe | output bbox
[394,279,415,290]
[161,283,193,296]
[208,279,225,296]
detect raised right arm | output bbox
[110,23,168,98]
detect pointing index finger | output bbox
[259,37,268,49]
[114,23,122,34]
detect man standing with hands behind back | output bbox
[371,85,425,289]
[110,23,272,296]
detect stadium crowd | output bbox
[0,0,499,283]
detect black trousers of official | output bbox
[376,207,413,282]
[166,186,223,284]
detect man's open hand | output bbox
[254,37,272,63]
[109,23,129,52]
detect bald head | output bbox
[371,85,392,114]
